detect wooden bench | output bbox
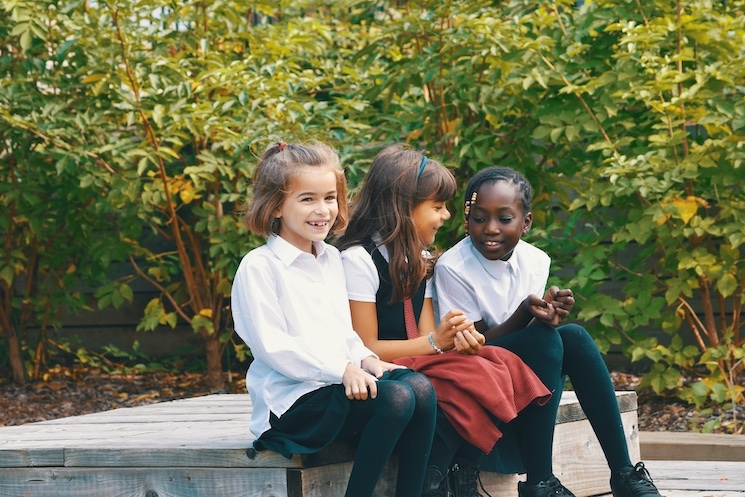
[0,390,639,497]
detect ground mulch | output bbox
[1,368,743,433]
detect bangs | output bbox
[427,165,457,202]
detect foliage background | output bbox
[1,0,743,429]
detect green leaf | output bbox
[717,273,737,298]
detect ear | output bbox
[522,211,533,234]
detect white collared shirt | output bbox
[341,242,433,302]
[231,235,376,438]
[433,237,550,327]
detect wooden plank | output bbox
[0,467,288,497]
[0,448,64,468]
[63,447,296,469]
[651,492,745,497]
[556,391,637,424]
[287,460,398,497]
[640,432,745,462]
[641,460,745,492]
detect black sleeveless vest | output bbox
[363,238,426,340]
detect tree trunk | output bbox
[203,333,225,391]
[6,324,26,385]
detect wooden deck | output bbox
[0,391,743,497]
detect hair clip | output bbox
[276,141,287,152]
[463,191,478,235]
[417,156,428,178]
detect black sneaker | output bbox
[518,476,576,497]
[450,461,491,497]
[422,465,454,497]
[611,462,664,497]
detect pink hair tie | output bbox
[276,141,287,152]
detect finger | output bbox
[460,330,479,346]
[457,331,480,353]
[356,383,368,400]
[367,379,377,399]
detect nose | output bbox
[314,201,330,215]
[443,206,451,221]
[484,218,500,234]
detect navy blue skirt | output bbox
[254,368,415,459]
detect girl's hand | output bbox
[343,362,380,400]
[545,286,574,320]
[435,309,474,352]
[361,356,404,379]
[454,327,486,355]
[525,294,561,327]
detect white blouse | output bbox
[434,237,550,328]
[231,235,376,438]
[341,244,434,302]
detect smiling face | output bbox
[275,166,339,253]
[412,198,451,246]
[467,180,532,261]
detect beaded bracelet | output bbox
[428,332,445,354]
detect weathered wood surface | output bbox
[0,391,645,497]
[640,432,745,462]
[643,460,745,492]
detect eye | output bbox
[471,216,485,223]
[325,195,337,202]
[500,217,514,223]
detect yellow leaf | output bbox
[82,74,105,84]
[180,182,196,204]
[671,196,702,224]
[407,128,422,141]
[655,213,670,225]
[443,118,461,134]
[199,308,213,318]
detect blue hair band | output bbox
[418,156,428,178]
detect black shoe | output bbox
[422,465,454,497]
[450,461,491,497]
[611,462,664,497]
[518,476,576,497]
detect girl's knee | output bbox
[559,323,602,360]
[558,323,594,347]
[526,323,564,361]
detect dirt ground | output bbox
[1,368,743,433]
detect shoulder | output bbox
[340,244,374,266]
[437,238,473,271]
[233,245,279,293]
[237,244,274,269]
[515,240,550,266]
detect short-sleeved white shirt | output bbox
[341,243,433,302]
[231,235,376,439]
[434,237,550,328]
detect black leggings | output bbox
[491,322,632,482]
[337,369,437,497]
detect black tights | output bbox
[490,322,632,483]
[338,369,437,497]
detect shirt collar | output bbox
[267,235,327,266]
[468,237,518,280]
